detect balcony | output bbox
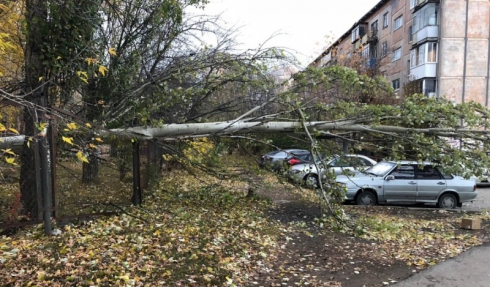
[412,0,440,12]
[410,62,437,79]
[367,30,378,44]
[361,34,368,45]
[366,58,377,69]
[412,25,438,45]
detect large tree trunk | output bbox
[20,0,48,219]
[19,102,42,219]
[82,80,101,183]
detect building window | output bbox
[362,46,370,58]
[410,42,438,68]
[352,26,360,43]
[381,42,388,57]
[412,3,438,34]
[371,44,378,58]
[393,47,402,61]
[408,26,413,43]
[394,16,403,30]
[392,79,401,91]
[424,79,437,96]
[371,20,378,36]
[410,0,417,9]
[383,13,389,28]
[427,42,437,62]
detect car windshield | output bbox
[364,161,396,176]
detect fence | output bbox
[0,105,165,234]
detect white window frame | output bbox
[392,79,401,91]
[410,0,417,9]
[427,42,438,63]
[409,42,438,68]
[394,16,403,30]
[362,46,370,58]
[392,47,402,61]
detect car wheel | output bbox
[304,174,319,189]
[437,193,458,209]
[356,190,377,206]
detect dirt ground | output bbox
[253,186,490,287]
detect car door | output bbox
[383,164,417,203]
[415,165,446,202]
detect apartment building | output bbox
[312,0,490,106]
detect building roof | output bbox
[310,0,390,67]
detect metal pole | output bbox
[132,140,142,205]
[39,135,52,235]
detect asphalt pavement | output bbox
[395,186,490,287]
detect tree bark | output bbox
[20,0,48,219]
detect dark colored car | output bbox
[260,149,312,171]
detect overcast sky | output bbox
[192,0,380,66]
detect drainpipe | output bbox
[461,0,469,104]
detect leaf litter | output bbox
[1,167,490,286]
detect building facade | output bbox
[312,0,490,106]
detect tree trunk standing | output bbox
[20,0,49,219]
[82,153,99,183]
[20,103,42,220]
[82,79,101,184]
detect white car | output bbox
[287,154,377,188]
[336,161,478,209]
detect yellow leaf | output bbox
[38,76,43,82]
[95,137,103,142]
[85,123,92,128]
[66,122,77,130]
[5,157,15,164]
[108,47,117,56]
[76,151,89,163]
[37,122,48,131]
[98,65,108,76]
[62,136,74,145]
[56,56,61,60]
[86,58,92,65]
[76,71,87,78]
[0,124,5,132]
[89,143,97,149]
[1,148,15,155]
[8,127,19,134]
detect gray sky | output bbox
[196,0,380,66]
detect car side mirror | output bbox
[386,175,395,181]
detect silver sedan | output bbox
[287,154,377,188]
[336,161,478,209]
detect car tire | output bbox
[437,193,458,209]
[356,190,377,206]
[304,174,319,189]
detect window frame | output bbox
[392,79,401,91]
[381,42,388,57]
[410,0,417,9]
[410,42,438,68]
[383,13,389,29]
[392,47,402,61]
[394,16,403,30]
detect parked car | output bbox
[336,160,478,209]
[259,149,312,171]
[287,154,377,188]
